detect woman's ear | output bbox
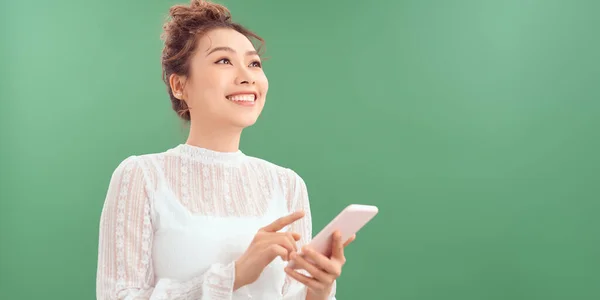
[169,73,187,100]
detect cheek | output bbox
[189,76,224,106]
[258,75,269,95]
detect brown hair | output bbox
[160,0,265,121]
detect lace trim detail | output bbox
[173,143,246,164]
[140,194,153,280]
[115,157,134,291]
[224,165,234,214]
[181,151,190,208]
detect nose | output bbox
[235,66,255,85]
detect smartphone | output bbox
[289,204,379,268]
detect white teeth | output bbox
[227,94,256,102]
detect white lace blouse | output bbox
[95,144,336,299]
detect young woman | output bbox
[95,0,355,299]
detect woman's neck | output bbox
[186,122,243,153]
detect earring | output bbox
[174,91,182,98]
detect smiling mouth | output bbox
[226,93,256,103]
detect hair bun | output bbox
[169,0,231,23]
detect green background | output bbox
[1,0,599,299]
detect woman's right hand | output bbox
[234,211,305,290]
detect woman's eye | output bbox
[216,58,231,64]
[250,61,262,68]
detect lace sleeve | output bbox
[96,156,236,300]
[280,169,337,300]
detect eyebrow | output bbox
[206,46,259,57]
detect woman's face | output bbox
[174,28,269,129]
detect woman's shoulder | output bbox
[108,150,171,177]
[247,155,298,175]
[246,156,307,189]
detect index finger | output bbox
[331,230,345,260]
[261,211,305,232]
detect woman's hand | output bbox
[284,231,356,300]
[234,211,305,290]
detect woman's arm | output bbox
[96,156,237,300]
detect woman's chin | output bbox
[231,116,260,129]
